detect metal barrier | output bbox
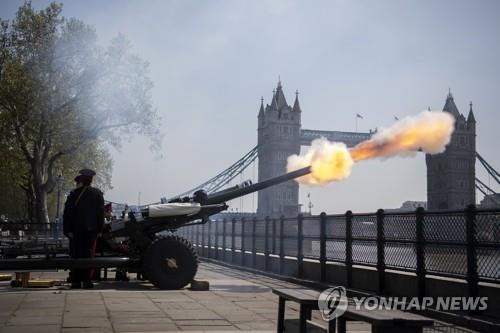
[0,222,66,259]
[0,222,64,241]
[178,205,500,298]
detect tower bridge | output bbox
[257,80,479,217]
[173,81,497,216]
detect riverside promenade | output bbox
[0,262,374,333]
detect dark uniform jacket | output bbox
[63,186,105,234]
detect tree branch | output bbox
[43,151,63,192]
[13,119,34,163]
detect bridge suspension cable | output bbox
[475,152,499,206]
[475,178,500,206]
[475,177,497,195]
[171,145,259,199]
[476,152,500,185]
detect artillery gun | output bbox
[0,167,311,289]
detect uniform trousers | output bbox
[70,232,97,283]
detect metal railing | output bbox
[178,205,500,298]
[0,222,67,258]
[0,222,64,240]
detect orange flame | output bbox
[287,111,455,185]
[351,111,455,162]
[287,140,353,185]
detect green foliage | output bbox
[0,141,30,220]
[0,2,161,222]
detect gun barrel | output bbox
[205,166,311,205]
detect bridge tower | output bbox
[256,80,371,217]
[257,81,302,217]
[426,92,476,210]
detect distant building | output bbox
[480,194,500,209]
[385,200,427,213]
[426,92,476,210]
[400,200,427,211]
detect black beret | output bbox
[79,169,96,177]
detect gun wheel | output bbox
[142,235,198,290]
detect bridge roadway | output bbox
[0,262,376,332]
[300,129,372,147]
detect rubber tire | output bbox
[142,235,198,290]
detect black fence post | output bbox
[465,204,478,299]
[222,218,227,262]
[196,224,200,252]
[241,217,246,266]
[214,220,219,260]
[297,214,304,279]
[231,218,236,264]
[272,218,277,254]
[320,212,327,282]
[252,217,257,269]
[207,220,212,258]
[265,216,270,271]
[201,223,206,257]
[345,210,353,288]
[279,215,285,275]
[376,209,386,293]
[415,207,426,299]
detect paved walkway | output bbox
[0,262,370,332]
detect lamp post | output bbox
[307,192,313,215]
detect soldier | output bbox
[63,169,105,289]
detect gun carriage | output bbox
[0,167,311,289]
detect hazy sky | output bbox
[1,0,499,214]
